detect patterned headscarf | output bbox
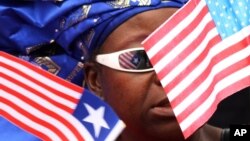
[0,0,187,86]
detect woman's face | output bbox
[87,8,184,141]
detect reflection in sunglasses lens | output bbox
[119,50,152,70]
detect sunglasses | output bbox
[95,47,154,72]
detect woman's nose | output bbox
[153,72,162,86]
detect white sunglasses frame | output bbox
[95,47,154,73]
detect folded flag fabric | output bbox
[142,0,250,138]
[0,116,40,141]
[0,51,125,141]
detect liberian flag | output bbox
[0,51,125,141]
[142,0,250,138]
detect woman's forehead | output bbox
[100,8,178,52]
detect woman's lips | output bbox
[149,98,175,118]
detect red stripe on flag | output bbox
[177,56,250,123]
[0,51,83,94]
[149,4,209,65]
[182,76,250,137]
[142,0,199,48]
[158,22,219,81]
[1,76,85,141]
[0,90,68,141]
[163,35,221,99]
[1,63,73,113]
[170,35,250,109]
[119,52,137,69]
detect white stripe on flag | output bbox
[0,56,81,100]
[0,89,77,141]
[180,65,250,131]
[1,67,76,109]
[168,25,250,102]
[160,26,217,89]
[145,0,206,58]
[1,77,85,140]
[174,43,250,116]
[154,12,213,74]
[0,98,61,141]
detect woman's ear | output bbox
[84,62,103,98]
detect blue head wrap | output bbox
[0,0,188,86]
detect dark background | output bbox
[208,87,250,128]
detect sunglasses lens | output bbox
[118,50,152,70]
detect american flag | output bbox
[0,51,125,141]
[142,0,250,138]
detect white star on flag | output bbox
[82,103,110,138]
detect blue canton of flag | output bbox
[206,0,250,38]
[73,90,125,141]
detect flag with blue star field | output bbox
[142,0,250,138]
[0,51,125,141]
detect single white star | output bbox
[216,21,221,26]
[233,27,238,32]
[212,11,216,15]
[215,2,219,6]
[238,2,243,7]
[133,57,139,64]
[221,33,226,38]
[82,103,110,138]
[243,13,247,17]
[235,10,239,15]
[241,22,246,26]
[225,24,229,28]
